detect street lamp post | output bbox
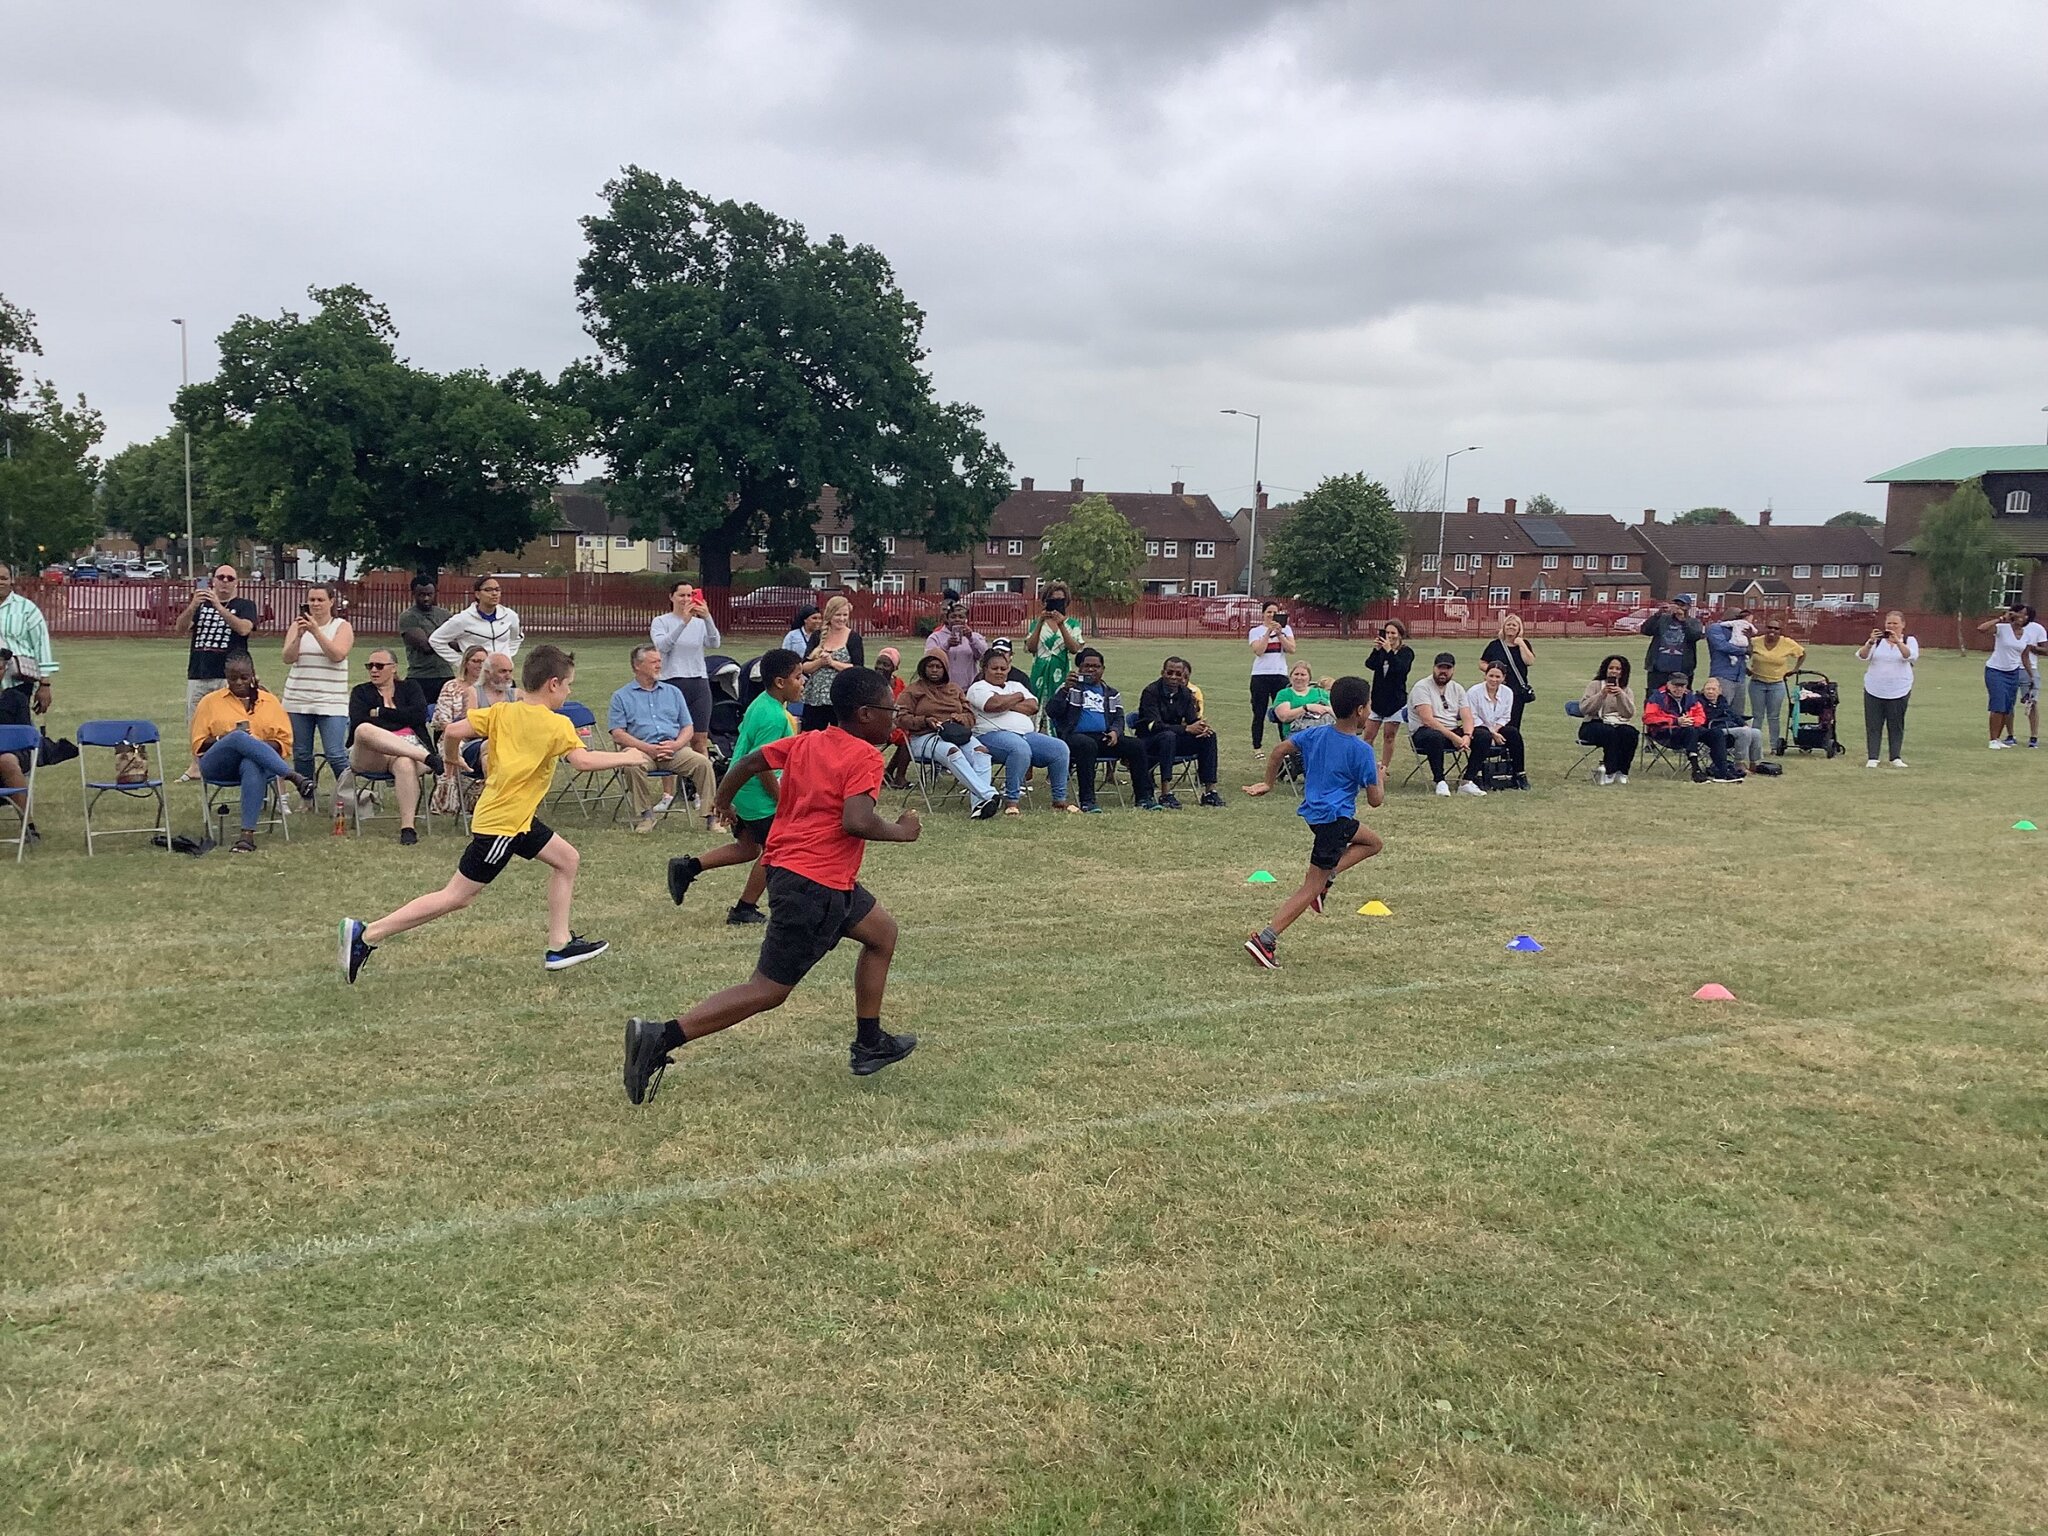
[1433,446,1482,607]
[172,318,194,578]
[1221,409,1262,596]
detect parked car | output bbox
[727,585,820,626]
[68,562,102,584]
[142,559,170,578]
[1610,606,1660,634]
[1198,595,1264,630]
[965,589,1028,628]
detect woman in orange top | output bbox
[190,656,314,851]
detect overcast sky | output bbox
[8,0,2047,525]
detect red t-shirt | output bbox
[759,727,885,890]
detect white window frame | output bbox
[1842,563,1859,577]
[875,570,907,595]
[1794,593,1815,608]
[1541,554,1559,569]
[1194,541,1215,559]
[1594,590,1610,603]
[882,536,897,555]
[549,534,561,549]
[1759,564,1777,576]
[808,573,829,590]
[1488,586,1511,605]
[1792,564,1811,579]
[1452,554,1469,571]
[1162,540,1178,558]
[1679,564,1700,579]
[1495,552,1513,568]
[1610,555,1628,571]
[1617,589,1640,605]
[1862,590,1880,605]
[1571,555,1585,569]
[613,536,632,549]
[1191,579,1218,597]
[832,535,850,555]
[1869,563,1882,577]
[656,536,674,553]
[1995,560,2026,607]
[1007,539,1024,556]
[577,535,594,549]
[1707,563,1726,579]
[2006,490,2032,515]
[1145,540,1160,557]
[1821,563,1839,578]
[1420,553,1440,572]
[1417,585,1441,600]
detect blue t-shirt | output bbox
[1071,681,1109,734]
[1292,724,1378,826]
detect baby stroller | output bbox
[703,655,743,771]
[1783,668,1843,758]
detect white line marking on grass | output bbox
[4,1024,1774,1312]
[1,983,1442,1160]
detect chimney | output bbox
[1170,480,1185,496]
[1020,476,1034,493]
[1641,508,1658,525]
[1070,477,1083,494]
[1466,496,1480,515]
[1758,507,1772,527]
[1256,486,1268,514]
[1504,497,1518,516]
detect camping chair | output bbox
[78,719,172,854]
[1636,727,1695,779]
[1560,701,1603,784]
[1399,733,1466,791]
[0,724,39,861]
[349,761,435,838]
[546,701,626,820]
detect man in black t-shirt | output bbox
[176,565,260,771]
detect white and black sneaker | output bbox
[970,795,1002,820]
[339,917,374,984]
[544,935,609,971]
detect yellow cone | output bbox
[1357,900,1393,916]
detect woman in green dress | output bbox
[1024,582,1085,704]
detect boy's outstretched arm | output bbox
[843,794,920,843]
[567,746,652,772]
[1365,756,1387,810]
[710,747,773,818]
[1243,738,1298,797]
[441,718,476,746]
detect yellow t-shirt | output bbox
[467,702,583,836]
[1747,636,1805,683]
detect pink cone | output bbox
[1692,983,1736,1001]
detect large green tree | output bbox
[1913,479,2028,651]
[99,430,220,569]
[0,295,104,570]
[1264,473,1405,636]
[180,285,585,575]
[569,168,1011,586]
[1674,506,1740,525]
[1523,492,1565,516]
[1827,510,1881,527]
[1036,493,1144,634]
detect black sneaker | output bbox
[970,795,1002,821]
[623,1015,675,1105]
[398,827,418,847]
[849,1030,918,1076]
[666,855,702,907]
[1710,770,1744,785]
[545,935,609,971]
[424,748,446,777]
[1159,792,1183,810]
[1513,774,1531,791]
[338,917,374,984]
[726,901,766,925]
[1199,790,1226,808]
[1244,932,1280,970]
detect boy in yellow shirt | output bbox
[341,645,648,978]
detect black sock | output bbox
[658,1019,686,1051]
[856,1015,883,1047]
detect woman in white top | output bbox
[1247,601,1296,753]
[1858,610,1918,767]
[650,579,723,738]
[1464,659,1527,791]
[279,582,354,792]
[429,575,523,671]
[966,643,1074,814]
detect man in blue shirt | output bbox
[608,643,718,831]
[1240,675,1387,970]
[1046,648,1164,812]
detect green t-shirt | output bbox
[1274,685,1330,736]
[732,690,798,821]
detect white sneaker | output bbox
[1615,773,1628,785]
[1458,780,1487,796]
[1596,770,1612,786]
[1890,758,1908,768]
[1990,740,2008,749]
[1866,758,1879,768]
[652,793,673,813]
[1434,780,1451,797]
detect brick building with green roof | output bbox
[1870,445,2048,611]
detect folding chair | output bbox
[1637,730,1694,779]
[546,701,626,820]
[78,719,172,854]
[1399,736,1466,791]
[201,769,292,843]
[0,724,40,861]
[1560,701,1603,784]
[349,763,435,837]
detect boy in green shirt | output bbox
[1272,661,1333,739]
[666,648,803,924]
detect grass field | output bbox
[4,632,2046,1534]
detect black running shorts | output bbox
[758,866,876,987]
[1308,816,1360,871]
[733,812,774,847]
[457,820,556,885]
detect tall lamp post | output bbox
[1221,409,1262,595]
[1433,445,1482,607]
[172,318,195,578]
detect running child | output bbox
[1241,674,1385,971]
[340,644,650,979]
[665,646,803,924]
[623,666,920,1104]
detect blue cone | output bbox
[1505,934,1544,952]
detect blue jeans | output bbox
[977,729,1070,803]
[910,734,995,804]
[201,731,295,829]
[1748,680,1787,748]
[289,711,349,784]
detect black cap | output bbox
[1433,651,1456,667]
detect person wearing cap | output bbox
[1642,595,1704,693]
[1643,671,1739,782]
[397,575,453,687]
[1406,652,1473,796]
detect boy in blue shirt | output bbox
[1241,675,1385,971]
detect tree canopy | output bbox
[1036,493,1143,630]
[1913,479,2027,649]
[1264,473,1405,635]
[99,430,219,567]
[569,168,1011,586]
[181,286,585,575]
[0,294,103,570]
[1523,492,1565,517]
[1674,506,1740,525]
[1826,510,1881,527]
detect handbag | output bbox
[937,720,973,748]
[113,738,151,783]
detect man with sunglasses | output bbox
[175,564,261,775]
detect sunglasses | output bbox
[365,661,394,670]
[214,574,239,582]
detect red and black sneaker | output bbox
[1244,932,1280,970]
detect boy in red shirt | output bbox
[624,667,922,1103]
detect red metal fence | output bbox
[14,577,1988,653]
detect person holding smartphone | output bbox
[1247,601,1296,753]
[1024,582,1085,705]
[650,579,723,736]
[175,564,261,776]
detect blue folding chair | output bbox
[200,754,292,844]
[0,723,40,862]
[546,700,625,820]
[78,719,172,854]
[1561,700,1603,785]
[349,759,435,837]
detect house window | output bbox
[1162,541,1178,558]
[1493,552,1511,568]
[1707,564,1727,579]
[1145,541,1160,557]
[2007,490,2032,515]
[1541,554,1559,569]
[1869,563,1881,577]
[1594,590,1610,603]
[1679,564,1700,579]
[808,573,829,590]
[1418,586,1441,600]
[577,535,594,548]
[1841,563,1859,577]
[1792,564,1811,579]
[986,539,999,556]
[1618,589,1641,605]
[832,535,850,555]
[1863,591,1880,605]
[549,534,561,549]
[656,537,674,553]
[1488,586,1511,605]
[1567,591,1583,606]
[1195,541,1215,559]
[1821,564,1839,578]
[1007,540,1024,556]
[1995,560,2026,607]
[1759,564,1777,576]
[1420,554,1440,572]
[876,571,907,594]
[882,536,897,555]
[1452,554,1468,571]
[1192,580,1218,597]
[614,536,632,549]
[1610,555,1628,571]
